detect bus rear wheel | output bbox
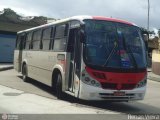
[56,74,63,99]
[22,64,30,82]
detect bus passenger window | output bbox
[16,36,20,49]
[32,30,41,50]
[25,32,32,50]
[42,27,52,50]
[16,34,25,50]
[53,24,68,51]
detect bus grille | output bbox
[99,93,135,100]
[101,83,136,90]
[121,84,136,90]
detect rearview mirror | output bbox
[143,34,149,42]
[143,34,149,50]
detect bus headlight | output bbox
[136,76,147,88]
[82,77,101,87]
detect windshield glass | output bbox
[84,20,147,69]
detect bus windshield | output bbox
[83,20,147,69]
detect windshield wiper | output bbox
[103,42,117,66]
[122,35,138,69]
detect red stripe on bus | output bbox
[93,16,134,25]
[86,66,147,90]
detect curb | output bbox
[148,76,160,82]
[0,66,13,71]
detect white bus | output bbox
[14,16,147,101]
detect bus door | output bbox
[66,27,82,94]
[14,33,25,72]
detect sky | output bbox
[0,0,160,30]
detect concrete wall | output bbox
[152,50,160,75]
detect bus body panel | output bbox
[22,50,66,86]
[14,50,19,71]
[14,50,23,72]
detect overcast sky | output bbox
[0,0,160,29]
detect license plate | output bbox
[114,91,125,96]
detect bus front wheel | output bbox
[22,64,30,82]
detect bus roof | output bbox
[18,15,136,34]
[92,16,135,26]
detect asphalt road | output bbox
[0,69,160,120]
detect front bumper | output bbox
[79,81,146,101]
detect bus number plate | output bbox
[114,91,125,96]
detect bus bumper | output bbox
[79,81,146,101]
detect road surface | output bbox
[0,69,160,120]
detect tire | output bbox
[22,64,30,82]
[56,74,63,99]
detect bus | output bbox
[14,15,147,101]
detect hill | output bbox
[0,8,55,32]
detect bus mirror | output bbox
[143,34,149,42]
[143,34,148,50]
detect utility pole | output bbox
[147,0,150,31]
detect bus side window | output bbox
[42,27,52,50]
[67,20,80,52]
[25,32,33,50]
[32,30,42,50]
[16,35,21,50]
[53,24,68,51]
[16,34,25,50]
